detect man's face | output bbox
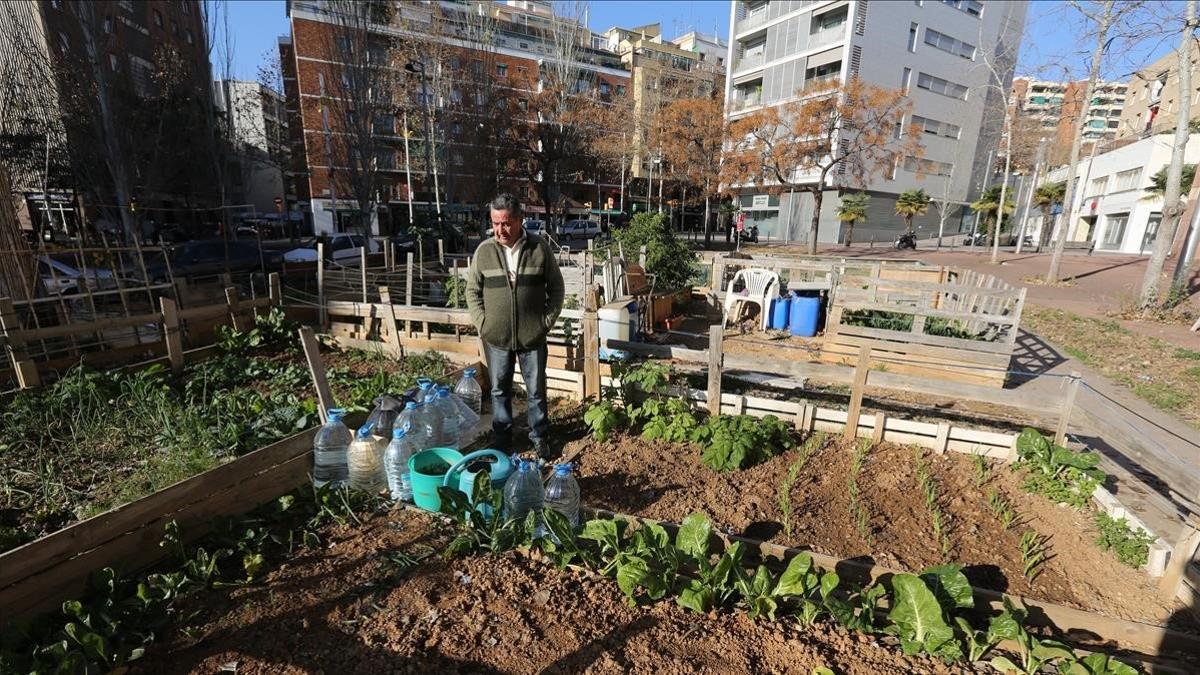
[490,208,523,246]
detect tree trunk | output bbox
[703,192,712,248]
[1047,0,1114,282]
[845,220,855,247]
[1138,0,1196,308]
[992,113,1015,263]
[807,188,821,255]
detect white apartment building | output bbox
[724,0,1028,245]
[213,79,289,216]
[1036,133,1200,255]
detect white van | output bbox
[560,219,601,241]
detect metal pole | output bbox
[657,153,664,214]
[402,112,414,226]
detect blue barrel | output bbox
[769,294,792,330]
[789,296,821,337]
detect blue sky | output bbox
[220,1,1178,83]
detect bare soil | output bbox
[133,507,989,675]
[565,430,1194,631]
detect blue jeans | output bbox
[483,341,549,449]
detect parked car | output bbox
[141,240,280,282]
[522,219,546,236]
[559,219,602,241]
[38,256,118,295]
[283,233,381,264]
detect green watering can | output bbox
[408,448,513,513]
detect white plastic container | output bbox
[598,300,637,361]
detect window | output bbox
[941,0,983,16]
[916,72,967,99]
[472,59,483,75]
[1112,168,1140,191]
[615,85,626,96]
[153,10,163,27]
[170,19,178,35]
[372,114,394,134]
[903,156,953,176]
[450,88,462,103]
[374,149,396,170]
[805,60,841,85]
[104,15,114,33]
[1101,214,1128,249]
[924,28,975,59]
[453,153,464,167]
[517,98,528,110]
[1088,176,1108,197]
[451,121,462,135]
[497,63,508,77]
[336,36,352,55]
[519,41,529,49]
[901,67,912,93]
[908,23,919,52]
[911,114,960,138]
[600,81,610,95]
[109,54,119,71]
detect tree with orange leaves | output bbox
[655,95,726,246]
[722,79,922,254]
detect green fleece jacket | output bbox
[466,233,565,351]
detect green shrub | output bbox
[1094,513,1155,568]
[611,212,699,291]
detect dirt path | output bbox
[134,508,985,675]
[565,431,1193,632]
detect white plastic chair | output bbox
[722,268,779,330]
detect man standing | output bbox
[466,193,564,458]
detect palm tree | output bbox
[894,189,930,234]
[836,192,870,247]
[1032,181,1065,248]
[970,184,1016,238]
[1144,163,1197,198]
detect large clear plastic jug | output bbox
[313,408,351,488]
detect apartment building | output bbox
[213,80,291,216]
[724,0,1027,245]
[1037,132,1200,254]
[283,0,630,236]
[1,0,211,236]
[1118,41,1200,141]
[602,23,725,187]
[1010,77,1126,165]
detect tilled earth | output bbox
[567,431,1194,631]
[134,508,989,675]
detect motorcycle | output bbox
[894,231,917,250]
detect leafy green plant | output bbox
[695,414,793,472]
[583,400,627,441]
[674,513,743,614]
[1015,428,1105,509]
[988,598,1085,674]
[884,573,963,660]
[640,398,701,443]
[442,275,468,307]
[438,474,532,558]
[1093,513,1155,569]
[972,453,992,487]
[1019,531,1047,584]
[610,212,700,291]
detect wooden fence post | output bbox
[299,326,335,424]
[268,272,282,308]
[379,286,402,355]
[160,296,184,374]
[583,287,600,400]
[317,243,327,329]
[438,239,445,265]
[405,252,414,337]
[707,324,723,416]
[0,297,40,388]
[1055,371,1081,446]
[225,286,247,332]
[1158,518,1200,600]
[844,344,871,442]
[360,247,368,304]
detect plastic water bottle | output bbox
[347,423,386,493]
[410,401,436,449]
[313,408,351,488]
[417,378,437,404]
[384,426,415,502]
[544,463,581,527]
[434,386,461,448]
[502,460,544,525]
[454,367,483,415]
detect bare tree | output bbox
[1138,0,1197,308]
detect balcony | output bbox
[809,23,847,49]
[733,52,765,73]
[737,10,768,34]
[729,94,762,112]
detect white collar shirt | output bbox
[501,230,525,284]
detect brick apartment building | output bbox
[281,0,632,237]
[1010,77,1127,166]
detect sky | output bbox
[220,0,1181,84]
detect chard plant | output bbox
[1014,429,1105,509]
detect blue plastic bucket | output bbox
[789,296,821,337]
[769,295,792,330]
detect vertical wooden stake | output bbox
[935,423,951,455]
[1055,371,1081,446]
[360,247,368,304]
[317,242,327,328]
[268,272,282,308]
[405,252,414,337]
[437,239,445,265]
[379,286,402,355]
[872,412,886,444]
[0,297,39,388]
[844,344,871,442]
[225,286,247,332]
[583,287,600,400]
[1158,519,1200,599]
[299,327,335,424]
[707,324,723,416]
[160,297,184,374]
